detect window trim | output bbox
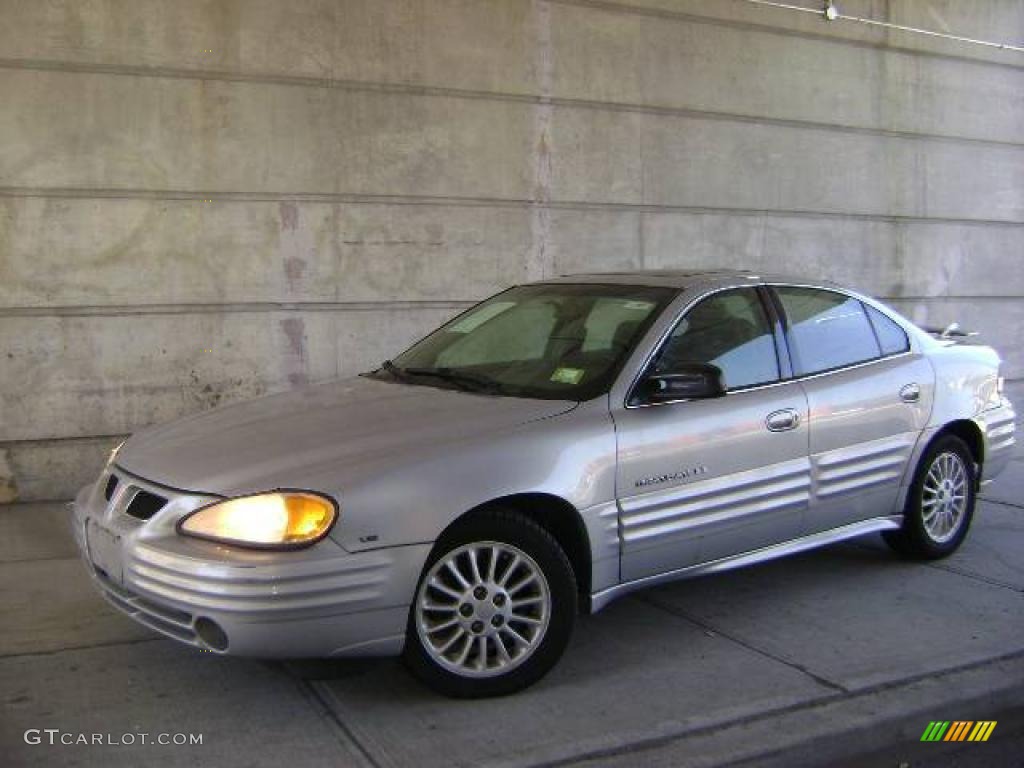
[622,281,917,410]
[759,285,795,380]
[625,285,783,407]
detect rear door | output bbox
[769,286,934,533]
[612,286,811,582]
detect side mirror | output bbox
[637,363,726,403]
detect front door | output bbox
[613,287,811,583]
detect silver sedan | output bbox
[71,270,1016,697]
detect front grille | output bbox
[104,474,119,501]
[125,490,167,520]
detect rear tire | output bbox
[403,508,577,698]
[884,434,976,560]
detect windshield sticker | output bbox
[550,367,585,385]
[622,300,655,311]
[449,301,516,333]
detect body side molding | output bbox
[590,516,903,613]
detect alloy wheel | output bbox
[414,541,551,678]
[921,451,969,544]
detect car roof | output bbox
[537,269,837,291]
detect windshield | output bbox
[371,283,676,400]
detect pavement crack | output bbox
[923,561,1024,593]
[980,496,1024,511]
[287,670,383,768]
[634,594,850,694]
[0,636,161,659]
[0,554,80,565]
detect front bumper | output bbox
[71,467,431,657]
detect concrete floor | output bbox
[2,448,1022,767]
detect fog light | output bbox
[195,617,229,651]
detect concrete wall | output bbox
[1,0,1022,501]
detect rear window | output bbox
[775,287,881,376]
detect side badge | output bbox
[635,465,708,488]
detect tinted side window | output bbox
[654,289,779,390]
[775,287,881,376]
[865,304,910,356]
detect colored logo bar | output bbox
[920,721,997,742]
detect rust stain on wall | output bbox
[280,317,307,361]
[279,201,299,231]
[284,256,307,290]
[0,448,19,503]
[280,317,310,388]
[277,201,312,387]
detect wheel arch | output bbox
[443,493,593,608]
[898,420,986,514]
[933,419,985,479]
[905,417,983,501]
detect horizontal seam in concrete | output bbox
[1,380,1021,450]
[0,296,1017,320]
[528,647,1024,768]
[0,300,474,318]
[634,593,850,693]
[2,382,1020,450]
[1,187,1022,228]
[548,0,1024,72]
[0,434,127,448]
[0,58,1021,149]
[4,296,1021,320]
[856,296,1024,303]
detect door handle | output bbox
[899,383,921,403]
[766,408,800,432]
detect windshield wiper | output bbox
[402,366,504,394]
[376,359,412,382]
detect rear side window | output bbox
[865,304,910,356]
[774,287,881,376]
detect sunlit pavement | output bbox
[3,408,1022,766]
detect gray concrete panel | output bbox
[0,70,534,198]
[550,2,1024,144]
[0,306,457,442]
[0,199,530,307]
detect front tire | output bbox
[884,434,976,559]
[403,508,577,698]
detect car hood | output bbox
[117,376,576,496]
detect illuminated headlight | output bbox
[177,492,337,549]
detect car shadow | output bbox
[279,534,912,693]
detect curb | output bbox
[523,652,1024,767]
